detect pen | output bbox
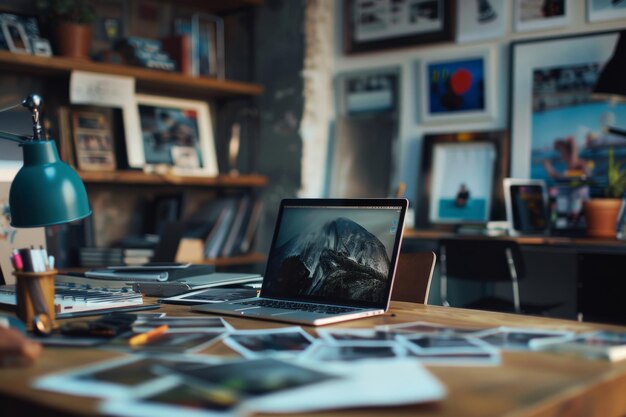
[11,249,23,271]
[128,324,169,346]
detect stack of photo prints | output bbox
[34,315,626,417]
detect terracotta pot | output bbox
[583,198,622,238]
[55,22,92,59]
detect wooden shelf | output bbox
[78,170,268,187]
[172,0,263,14]
[0,51,264,99]
[198,252,266,267]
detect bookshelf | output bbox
[0,51,263,99]
[78,171,268,187]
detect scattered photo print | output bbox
[406,349,500,366]
[76,357,175,387]
[378,321,488,336]
[316,329,397,344]
[304,342,405,362]
[477,327,574,351]
[133,316,232,332]
[109,330,223,354]
[137,380,240,412]
[170,357,336,396]
[224,327,315,358]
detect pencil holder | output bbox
[14,269,58,331]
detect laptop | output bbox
[193,198,408,326]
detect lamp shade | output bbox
[593,31,626,99]
[9,141,91,227]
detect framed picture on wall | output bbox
[416,131,509,229]
[456,0,507,43]
[514,0,572,33]
[587,0,626,23]
[419,48,495,124]
[509,31,626,189]
[344,0,455,53]
[71,107,117,172]
[335,67,400,116]
[133,94,218,176]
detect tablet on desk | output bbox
[503,178,550,236]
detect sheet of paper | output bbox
[69,71,142,167]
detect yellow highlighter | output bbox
[128,325,169,347]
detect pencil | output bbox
[128,325,169,346]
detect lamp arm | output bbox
[0,131,30,144]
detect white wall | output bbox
[331,0,626,207]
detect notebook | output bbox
[193,198,408,326]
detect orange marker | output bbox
[128,325,169,346]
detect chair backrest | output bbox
[439,238,525,282]
[391,251,436,304]
[577,252,626,325]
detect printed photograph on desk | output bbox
[134,94,218,176]
[71,107,117,171]
[397,334,500,366]
[316,328,397,344]
[474,327,575,351]
[108,329,224,354]
[303,341,406,362]
[224,327,316,358]
[530,331,626,361]
[132,316,233,332]
[35,354,224,399]
[101,357,339,417]
[377,320,489,336]
[418,48,496,124]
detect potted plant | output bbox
[36,0,96,59]
[583,148,626,238]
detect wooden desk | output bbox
[2,302,626,417]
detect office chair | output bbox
[577,253,626,325]
[391,251,436,304]
[439,238,558,315]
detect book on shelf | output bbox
[220,196,250,258]
[239,197,263,255]
[161,34,192,75]
[204,204,236,259]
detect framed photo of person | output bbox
[71,107,117,172]
[509,31,626,189]
[344,0,455,53]
[416,130,509,229]
[133,94,218,176]
[514,0,572,33]
[1,19,30,54]
[419,47,496,124]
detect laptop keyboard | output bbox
[237,299,359,315]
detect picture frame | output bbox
[92,0,129,53]
[456,0,507,43]
[503,178,550,236]
[71,107,117,172]
[419,47,495,124]
[587,0,626,23]
[514,0,572,33]
[133,94,218,176]
[416,130,509,229]
[0,12,43,54]
[1,20,30,54]
[344,0,455,54]
[335,67,400,116]
[509,31,626,187]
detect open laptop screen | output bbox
[261,199,407,309]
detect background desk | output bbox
[2,301,626,417]
[403,229,626,321]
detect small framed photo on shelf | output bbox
[416,130,509,229]
[71,107,117,172]
[419,48,496,124]
[344,0,454,53]
[1,19,30,54]
[503,178,550,236]
[134,94,218,176]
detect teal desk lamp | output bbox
[1,94,91,227]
